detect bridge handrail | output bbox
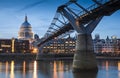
[78,0,109,16]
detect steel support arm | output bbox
[57,19,66,25]
[60,8,85,33]
[51,23,61,28]
[86,16,103,33]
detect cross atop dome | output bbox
[25,14,28,22]
[21,14,31,28]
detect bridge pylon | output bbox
[58,4,103,72]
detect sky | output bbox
[0,0,120,39]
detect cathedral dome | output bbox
[21,16,31,28]
[18,15,34,41]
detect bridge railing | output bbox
[78,0,109,16]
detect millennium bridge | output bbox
[35,0,120,72]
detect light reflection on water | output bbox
[10,61,14,78]
[23,61,26,78]
[0,60,120,78]
[33,61,37,78]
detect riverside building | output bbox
[42,36,76,54]
[0,38,29,53]
[93,35,120,53]
[41,34,120,54]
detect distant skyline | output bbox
[0,0,120,39]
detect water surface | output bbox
[0,60,120,78]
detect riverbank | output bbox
[0,53,120,61]
[96,56,120,60]
[0,53,36,61]
[36,53,120,60]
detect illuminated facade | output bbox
[42,35,120,54]
[42,37,76,54]
[1,35,120,54]
[0,38,30,53]
[93,35,120,53]
[14,39,30,53]
[0,39,12,53]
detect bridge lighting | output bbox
[32,48,38,54]
[76,19,79,26]
[54,37,57,39]
[0,49,2,51]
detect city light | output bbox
[12,38,15,53]
[1,45,11,47]
[32,48,38,54]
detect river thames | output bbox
[0,59,120,78]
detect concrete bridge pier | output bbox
[72,33,98,72]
